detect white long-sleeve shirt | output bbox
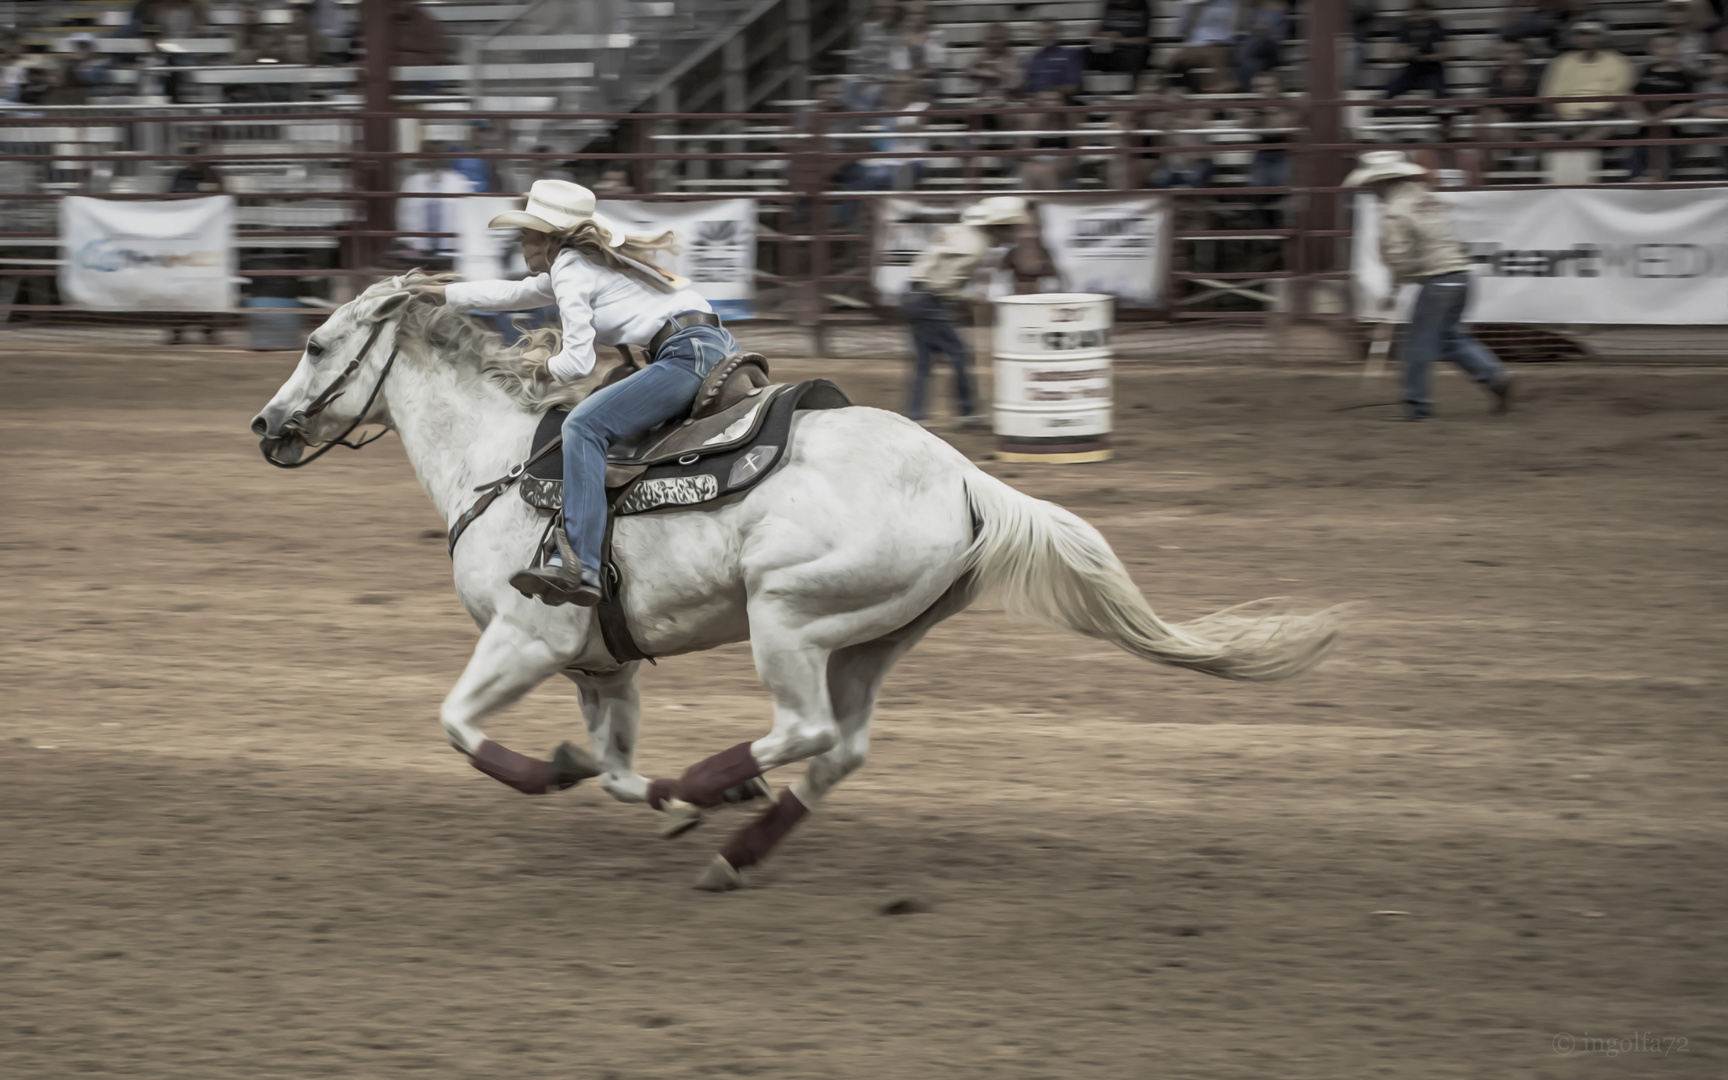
[444,246,712,382]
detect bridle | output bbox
[264,320,400,469]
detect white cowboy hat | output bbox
[488,179,627,246]
[1344,150,1430,188]
[962,195,1034,227]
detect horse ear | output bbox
[370,290,412,321]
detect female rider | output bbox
[412,179,737,606]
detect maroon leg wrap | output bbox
[646,778,678,811]
[468,739,553,795]
[719,789,810,870]
[670,740,763,809]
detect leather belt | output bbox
[647,311,722,357]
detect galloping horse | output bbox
[252,275,1345,890]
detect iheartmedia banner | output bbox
[60,196,235,310]
[1355,188,1728,324]
[600,199,757,319]
[874,197,1169,306]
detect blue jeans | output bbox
[1402,273,1504,418]
[560,320,737,574]
[902,288,977,421]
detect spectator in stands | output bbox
[398,146,476,262]
[389,0,451,67]
[1023,19,1084,100]
[1,35,27,104]
[1481,40,1549,174]
[1699,51,1728,112]
[1500,0,1582,56]
[1236,0,1288,90]
[969,24,1020,110]
[17,64,60,107]
[530,147,575,184]
[1383,1,1450,100]
[67,35,112,96]
[891,2,947,96]
[453,123,505,192]
[1110,71,1164,189]
[251,22,310,66]
[155,0,207,39]
[309,0,354,64]
[1086,0,1153,85]
[1240,69,1291,213]
[1698,51,1728,173]
[169,139,225,194]
[853,0,905,81]
[1484,40,1548,127]
[1627,32,1699,180]
[1346,0,1377,88]
[1020,89,1075,191]
[1150,84,1215,188]
[1538,20,1634,128]
[901,196,1032,428]
[1665,0,1716,72]
[592,167,634,196]
[1168,0,1245,94]
[853,76,931,190]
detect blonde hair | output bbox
[550,219,680,280]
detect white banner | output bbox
[1354,188,1728,324]
[874,196,1169,307]
[1037,196,1168,307]
[59,196,235,311]
[454,196,529,284]
[599,199,757,319]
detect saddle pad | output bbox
[520,379,851,515]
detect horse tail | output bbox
[961,471,1347,682]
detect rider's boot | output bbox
[510,529,603,607]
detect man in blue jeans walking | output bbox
[1348,151,1513,422]
[901,196,1032,428]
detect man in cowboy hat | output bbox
[901,195,1033,427]
[1349,151,1512,422]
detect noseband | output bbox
[265,320,400,469]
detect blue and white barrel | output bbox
[991,293,1113,463]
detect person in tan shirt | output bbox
[902,196,1031,426]
[1539,20,1634,122]
[1349,152,1511,422]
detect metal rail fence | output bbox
[3,93,1726,362]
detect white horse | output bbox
[252,276,1346,890]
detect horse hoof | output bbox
[549,741,602,790]
[721,776,772,804]
[693,854,743,892]
[659,798,704,839]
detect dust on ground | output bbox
[3,338,1726,1079]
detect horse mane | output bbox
[364,270,589,411]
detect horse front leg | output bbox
[441,619,601,795]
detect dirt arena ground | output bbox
[3,335,1726,1079]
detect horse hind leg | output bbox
[692,632,917,892]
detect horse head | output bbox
[251,280,415,467]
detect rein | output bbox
[265,321,399,469]
[446,433,565,557]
